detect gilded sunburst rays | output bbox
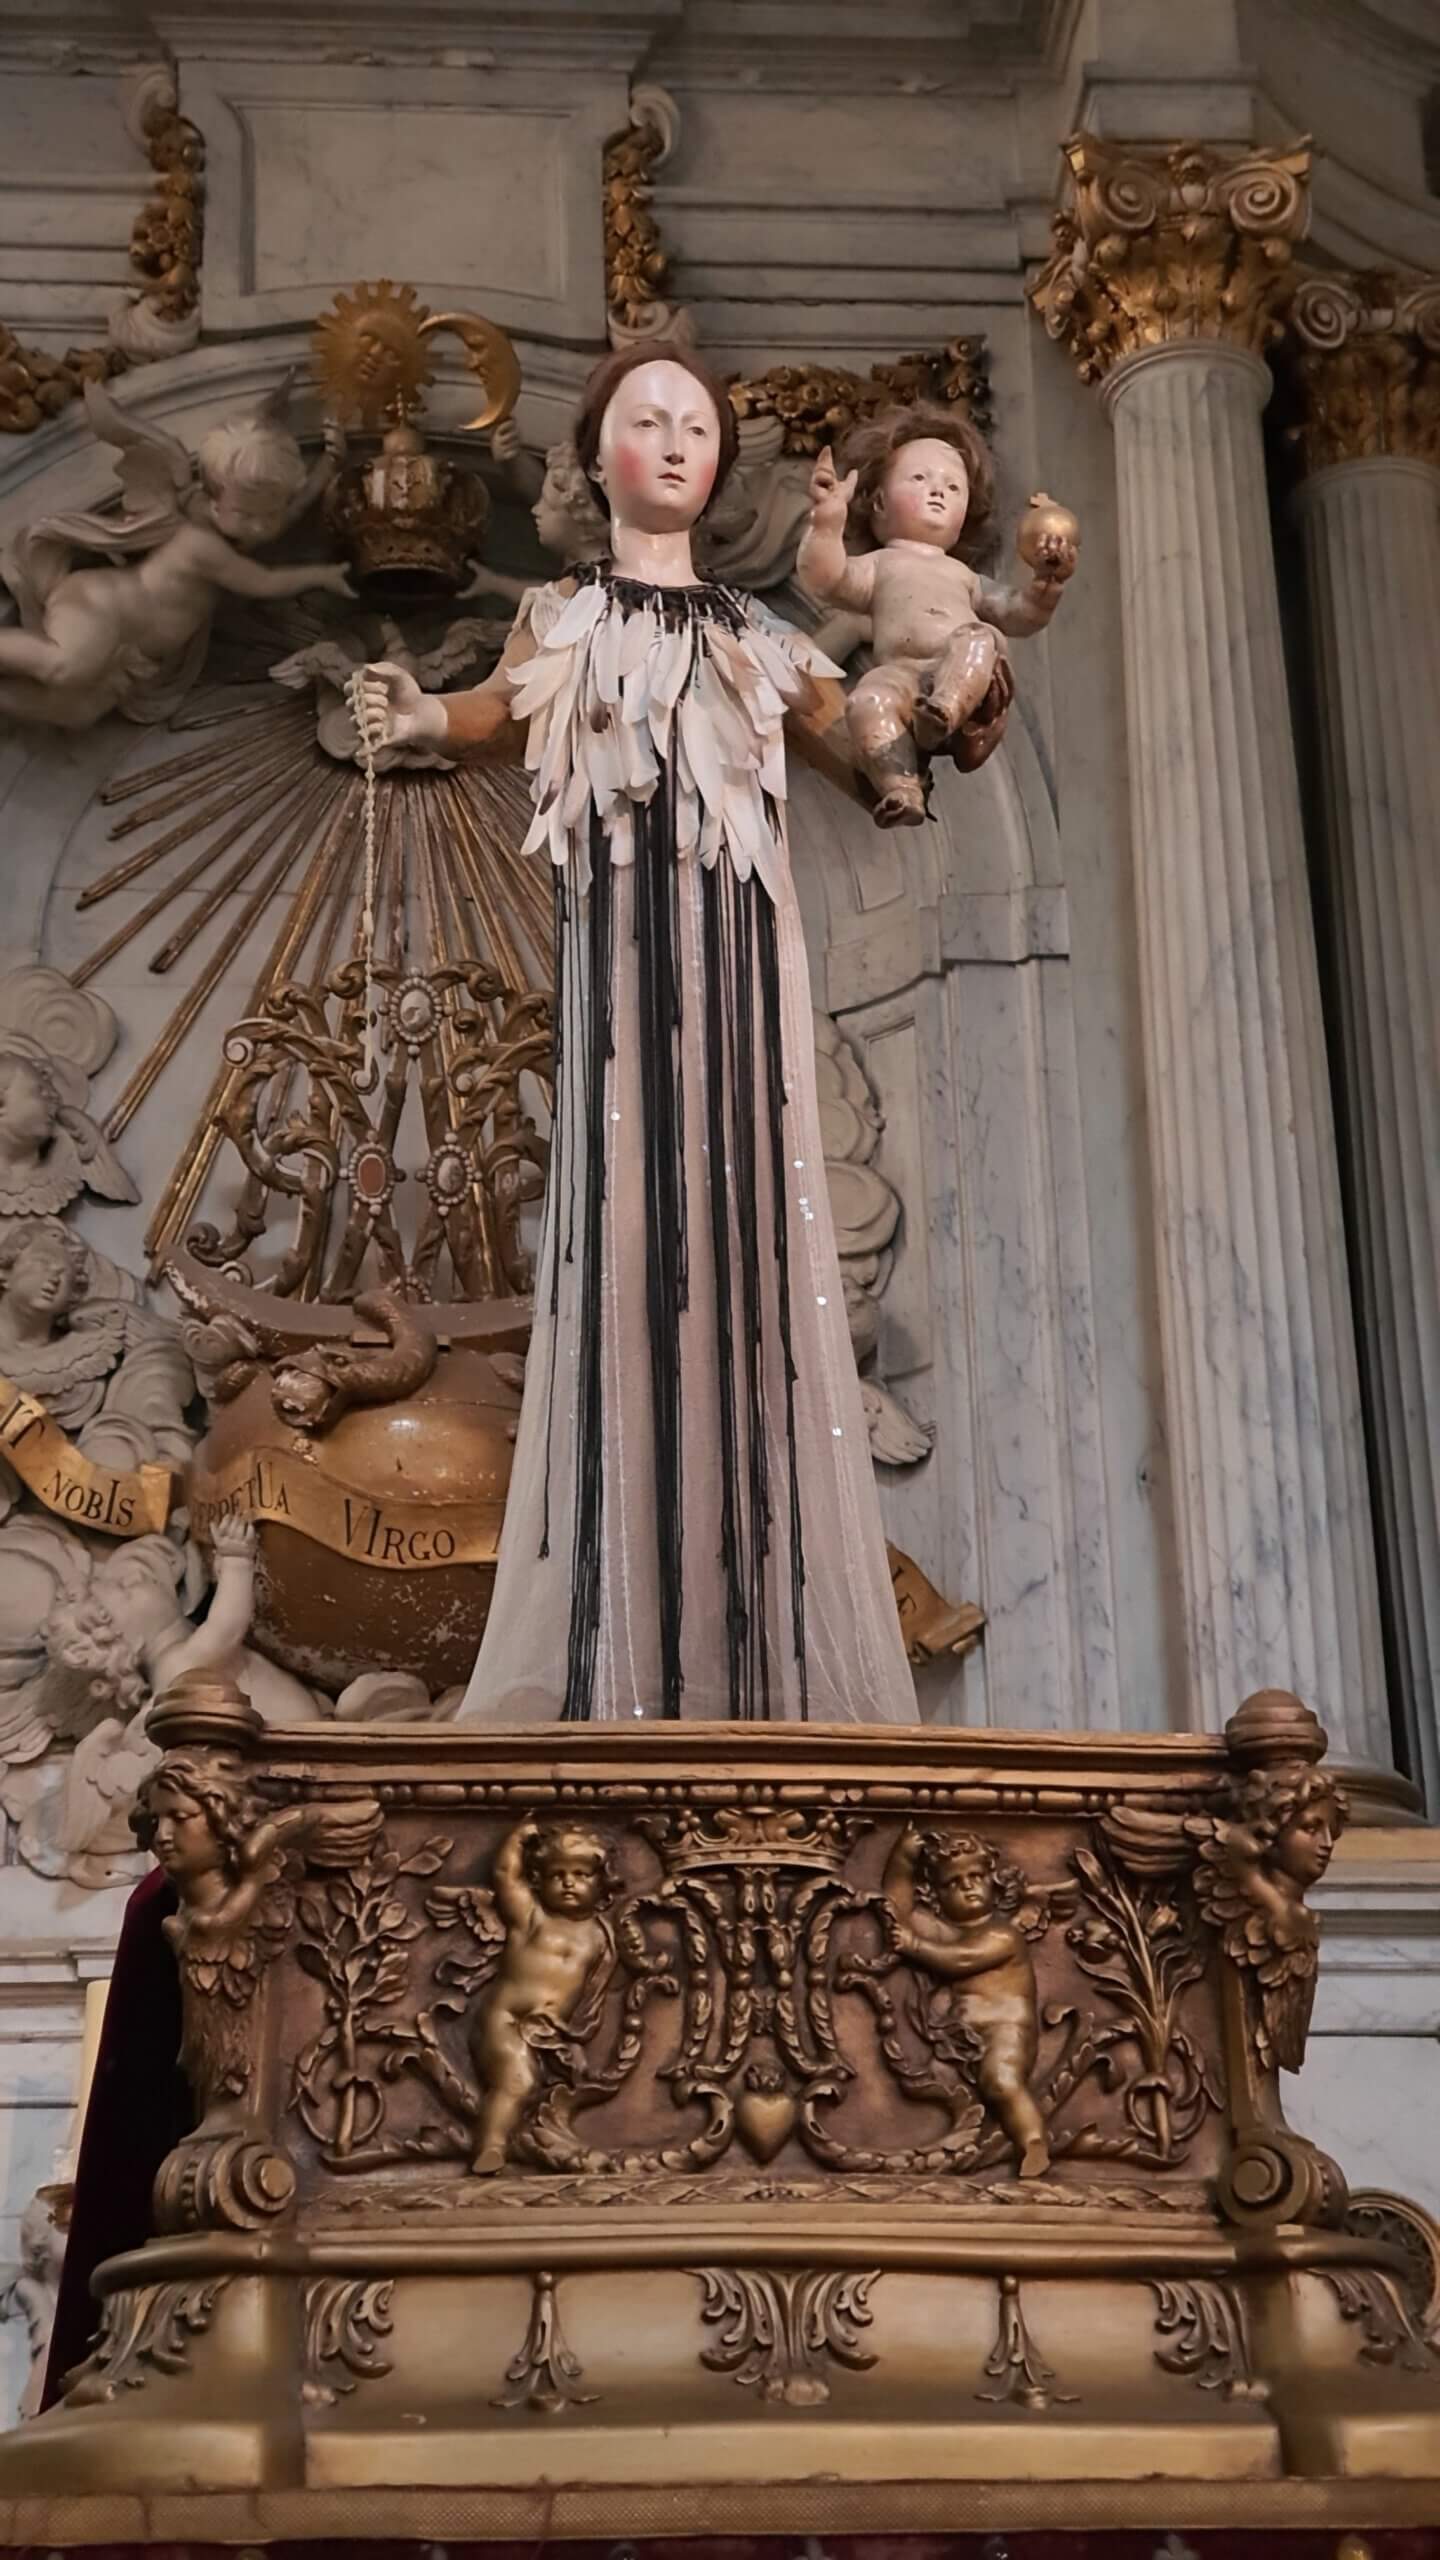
[69,698,550,1283]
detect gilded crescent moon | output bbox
[420,312,522,432]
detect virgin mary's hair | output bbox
[572,343,739,519]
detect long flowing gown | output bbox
[459,566,915,1725]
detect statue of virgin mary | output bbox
[358,346,915,1727]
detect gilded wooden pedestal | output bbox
[1,1685,1437,2539]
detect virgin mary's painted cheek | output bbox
[613,440,652,498]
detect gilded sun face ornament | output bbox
[313,282,436,431]
[311,281,522,438]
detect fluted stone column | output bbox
[1286,274,1440,1803]
[1032,138,1390,1766]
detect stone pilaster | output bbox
[1286,271,1440,1804]
[1031,138,1391,1768]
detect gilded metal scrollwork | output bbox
[695,2267,878,2406]
[1150,2278,1255,2396]
[976,2275,1075,2411]
[1321,2269,1440,2375]
[280,1795,1236,2184]
[492,2270,596,2412]
[63,2280,228,2405]
[300,2277,396,2405]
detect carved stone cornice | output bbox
[1284,269,1440,473]
[1029,133,1311,386]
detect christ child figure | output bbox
[470,1819,615,2174]
[883,1822,1051,2178]
[796,404,1078,827]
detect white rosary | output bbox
[347,667,383,1085]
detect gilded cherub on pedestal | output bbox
[0,379,351,731]
[882,1824,1070,2178]
[796,403,1078,827]
[134,1705,382,2116]
[439,1819,617,2174]
[1104,1703,1349,2079]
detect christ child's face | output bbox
[874,436,970,552]
[594,360,722,534]
[533,1834,608,1918]
[933,1850,995,1925]
[1273,1799,1339,1889]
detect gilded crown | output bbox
[641,1802,864,1876]
[311,280,521,603]
[325,426,490,601]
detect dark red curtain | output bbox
[41,1864,190,2407]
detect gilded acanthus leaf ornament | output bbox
[0,327,125,439]
[492,2269,596,2411]
[1322,2269,1440,2374]
[976,2273,1075,2410]
[1151,2277,1255,2396]
[0,70,207,426]
[116,72,206,358]
[603,89,686,346]
[695,2266,878,2406]
[63,2279,227,2404]
[300,2277,395,2404]
[1029,133,1312,383]
[730,341,991,454]
[1284,269,1440,473]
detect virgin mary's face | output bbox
[594,360,722,533]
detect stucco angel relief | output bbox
[0,377,350,732]
[0,1037,136,1223]
[0,1218,192,1475]
[271,616,514,769]
[0,1519,326,1887]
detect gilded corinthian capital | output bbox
[1029,133,1312,384]
[1284,269,1440,472]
